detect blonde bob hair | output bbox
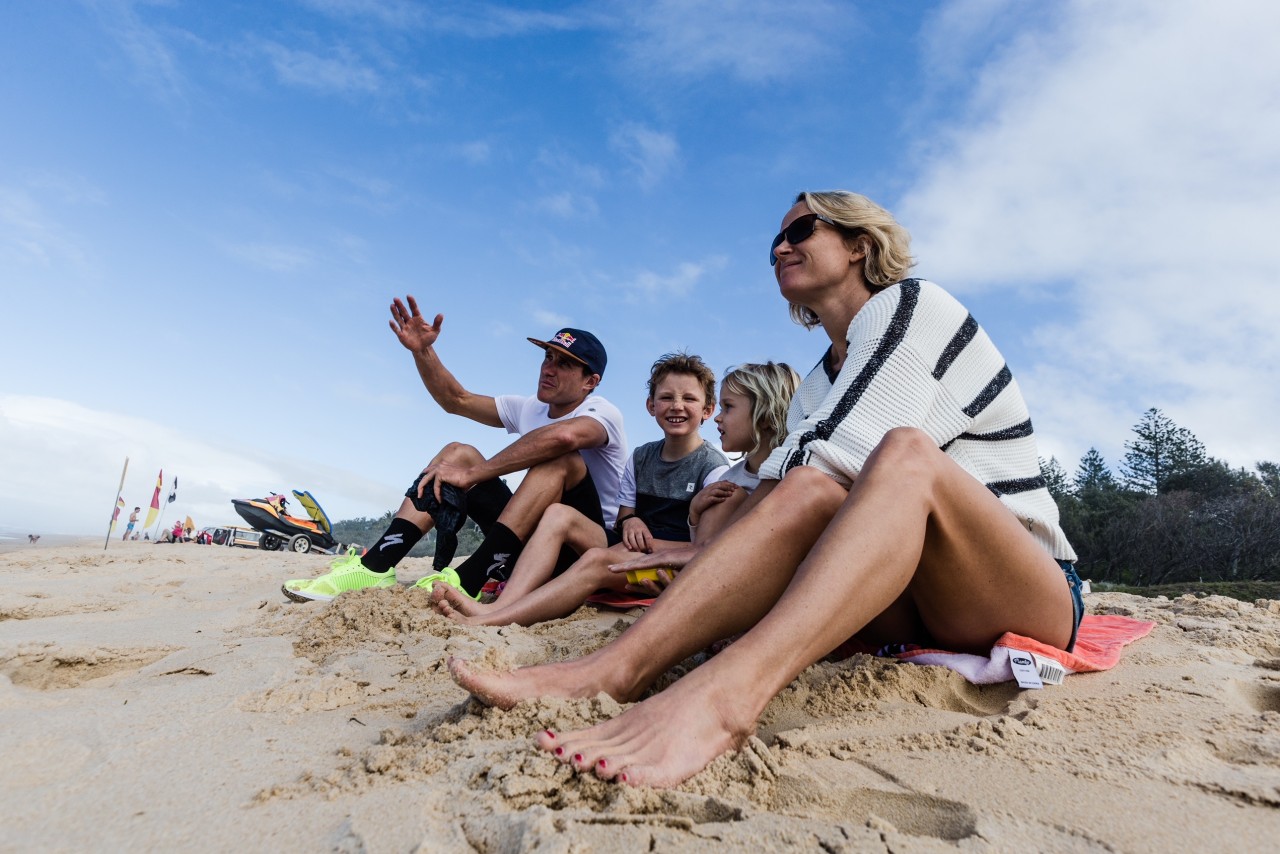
[787,191,916,329]
[721,361,801,459]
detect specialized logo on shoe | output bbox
[380,533,404,551]
[486,553,511,578]
[553,331,576,348]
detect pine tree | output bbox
[1073,447,1116,493]
[1039,456,1070,500]
[1120,408,1207,494]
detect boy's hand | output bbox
[620,516,654,554]
[389,295,443,355]
[689,481,738,525]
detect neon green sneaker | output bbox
[281,548,397,603]
[412,566,479,600]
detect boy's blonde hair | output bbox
[722,361,801,457]
[648,352,718,409]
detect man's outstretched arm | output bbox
[390,295,502,427]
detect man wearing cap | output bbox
[282,294,627,603]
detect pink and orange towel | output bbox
[891,614,1155,686]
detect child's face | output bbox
[647,372,713,439]
[714,386,754,453]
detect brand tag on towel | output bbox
[1008,649,1044,689]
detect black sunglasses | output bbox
[770,213,837,266]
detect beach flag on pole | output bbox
[168,477,178,504]
[143,469,163,529]
[104,457,130,551]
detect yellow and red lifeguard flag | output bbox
[143,469,163,529]
[110,497,126,532]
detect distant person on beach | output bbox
[448,190,1083,788]
[430,352,731,627]
[123,507,140,541]
[282,296,627,603]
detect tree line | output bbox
[1040,408,1280,584]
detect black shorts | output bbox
[465,470,607,576]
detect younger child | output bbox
[431,352,728,626]
[619,361,801,594]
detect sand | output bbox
[1,542,1278,852]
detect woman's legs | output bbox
[448,473,844,709]
[530,428,1074,787]
[433,503,606,616]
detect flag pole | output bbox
[103,456,129,551]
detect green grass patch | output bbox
[1092,580,1280,602]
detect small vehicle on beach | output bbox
[230,490,340,555]
[199,525,261,549]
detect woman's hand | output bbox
[689,481,738,527]
[620,516,654,554]
[610,544,698,575]
[625,567,678,597]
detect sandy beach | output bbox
[2,541,1278,851]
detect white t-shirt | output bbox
[494,393,628,527]
[716,458,761,493]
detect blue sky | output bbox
[2,0,1277,536]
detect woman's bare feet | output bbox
[536,664,759,788]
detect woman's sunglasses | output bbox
[770,213,837,266]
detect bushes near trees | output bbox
[1041,408,1280,586]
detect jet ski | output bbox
[231,490,339,554]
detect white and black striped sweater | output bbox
[760,279,1076,562]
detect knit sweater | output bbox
[760,279,1076,562]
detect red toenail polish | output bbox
[544,730,556,739]
[573,753,584,764]
[597,759,607,769]
[554,747,564,756]
[620,773,629,783]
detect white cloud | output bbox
[900,0,1280,470]
[609,123,679,190]
[260,41,382,95]
[621,256,728,303]
[621,0,857,83]
[532,309,571,330]
[223,241,315,272]
[0,186,87,269]
[533,191,599,219]
[0,396,391,536]
[88,0,187,103]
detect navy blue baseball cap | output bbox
[527,328,607,378]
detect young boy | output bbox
[431,352,728,626]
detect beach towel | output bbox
[584,590,657,610]
[888,614,1155,687]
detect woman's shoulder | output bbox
[847,278,968,336]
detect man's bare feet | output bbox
[536,664,758,788]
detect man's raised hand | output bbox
[390,295,443,353]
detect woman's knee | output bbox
[864,428,939,481]
[776,466,847,513]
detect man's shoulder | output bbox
[569,393,623,421]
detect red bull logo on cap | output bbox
[553,331,577,348]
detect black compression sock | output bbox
[361,517,423,572]
[453,523,524,594]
